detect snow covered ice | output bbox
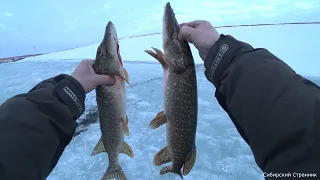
[0,58,265,180]
[1,29,320,178]
[1,0,319,178]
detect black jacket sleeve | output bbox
[204,34,320,174]
[0,74,86,180]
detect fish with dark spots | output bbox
[92,21,134,180]
[144,2,198,179]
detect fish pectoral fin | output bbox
[183,146,197,175]
[153,146,171,166]
[123,115,129,136]
[117,69,133,88]
[121,141,134,158]
[144,47,168,69]
[122,67,129,82]
[152,47,164,57]
[104,164,127,180]
[91,136,106,156]
[149,111,167,129]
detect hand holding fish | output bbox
[71,59,116,93]
[178,20,220,61]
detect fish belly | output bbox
[96,81,126,153]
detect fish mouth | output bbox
[102,21,123,67]
[105,21,118,43]
[95,21,132,87]
[106,21,115,35]
[103,21,116,49]
[104,22,132,87]
[163,2,180,40]
[106,21,123,67]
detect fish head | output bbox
[94,21,123,77]
[162,2,194,72]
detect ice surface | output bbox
[48,64,264,180]
[0,59,266,180]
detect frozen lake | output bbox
[0,59,265,180]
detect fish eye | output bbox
[98,49,103,57]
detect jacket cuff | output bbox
[53,74,86,120]
[204,34,242,87]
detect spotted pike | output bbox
[144,2,198,179]
[92,21,134,180]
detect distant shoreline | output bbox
[0,54,43,64]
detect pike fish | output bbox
[92,21,134,180]
[144,2,198,179]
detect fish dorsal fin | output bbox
[91,136,106,156]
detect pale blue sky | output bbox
[0,0,320,76]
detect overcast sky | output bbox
[0,0,319,56]
[0,0,320,76]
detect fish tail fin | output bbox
[160,166,183,179]
[183,145,197,175]
[144,47,168,69]
[102,164,127,180]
